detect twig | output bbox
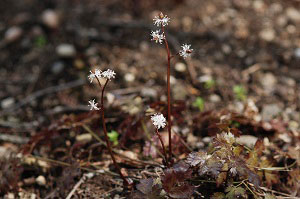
[66,173,95,199]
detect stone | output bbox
[56,44,76,57]
[294,48,300,59]
[286,7,300,22]
[51,62,64,74]
[42,9,59,29]
[76,133,92,142]
[260,72,277,92]
[124,73,135,82]
[175,62,186,72]
[262,104,282,121]
[1,97,15,109]
[5,26,23,42]
[35,175,46,186]
[209,94,221,103]
[236,135,258,148]
[259,28,275,42]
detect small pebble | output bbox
[286,7,300,22]
[51,62,64,74]
[294,48,300,58]
[56,44,76,57]
[4,193,15,199]
[124,73,135,82]
[175,62,186,72]
[1,97,15,109]
[5,26,23,42]
[36,175,46,186]
[209,94,221,103]
[42,9,59,29]
[76,133,92,142]
[202,137,211,143]
[259,28,275,42]
[198,75,212,83]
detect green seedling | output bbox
[193,97,205,112]
[233,85,247,101]
[204,79,216,89]
[34,35,47,48]
[108,130,119,146]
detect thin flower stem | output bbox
[95,77,102,89]
[155,128,169,167]
[161,25,173,164]
[100,79,131,186]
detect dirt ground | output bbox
[0,0,300,198]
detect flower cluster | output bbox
[102,69,116,80]
[88,69,102,83]
[179,44,193,59]
[150,30,165,44]
[151,12,193,58]
[153,12,170,27]
[88,68,116,83]
[88,99,100,110]
[151,113,166,129]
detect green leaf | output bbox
[108,130,119,146]
[193,97,205,112]
[34,35,47,48]
[225,186,247,199]
[204,79,216,89]
[233,85,247,101]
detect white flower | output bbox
[88,71,96,83]
[88,69,102,83]
[229,167,237,176]
[179,44,193,59]
[102,69,116,80]
[151,113,166,129]
[151,30,165,44]
[88,99,100,110]
[224,132,235,143]
[94,69,102,78]
[153,12,170,27]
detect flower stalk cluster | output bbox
[88,68,132,187]
[151,12,193,166]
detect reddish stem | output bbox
[155,128,169,167]
[99,79,131,186]
[161,25,172,164]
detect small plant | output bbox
[108,130,119,146]
[151,12,193,164]
[34,35,47,48]
[87,68,132,187]
[233,85,247,101]
[192,97,205,112]
[151,113,168,166]
[204,79,216,89]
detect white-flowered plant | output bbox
[153,12,170,27]
[88,99,100,110]
[151,30,165,44]
[151,113,166,129]
[102,69,116,80]
[179,44,193,59]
